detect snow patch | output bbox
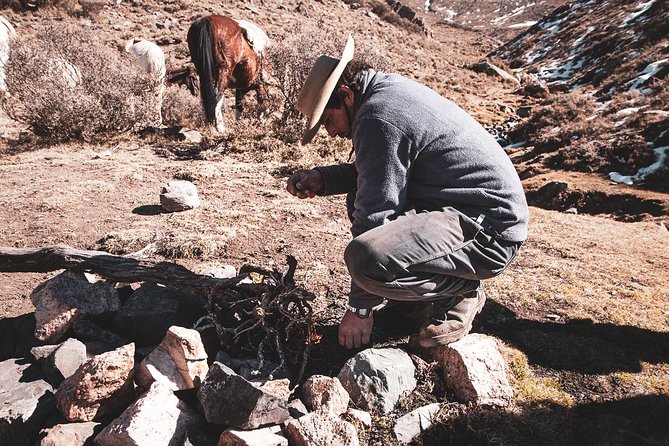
[620,0,656,27]
[508,21,537,29]
[609,146,669,184]
[628,58,669,92]
[492,3,535,25]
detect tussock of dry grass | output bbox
[97,229,233,260]
[155,232,230,259]
[97,229,157,255]
[161,85,206,129]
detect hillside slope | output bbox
[0,0,668,445]
[490,0,668,193]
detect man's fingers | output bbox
[353,333,362,349]
[362,330,371,346]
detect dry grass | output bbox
[161,84,206,129]
[2,25,157,141]
[500,342,574,407]
[154,232,230,259]
[97,228,234,259]
[96,229,157,255]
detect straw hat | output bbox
[296,35,355,145]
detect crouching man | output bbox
[286,36,528,349]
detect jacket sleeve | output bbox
[315,163,357,196]
[351,116,413,237]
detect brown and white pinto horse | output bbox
[187,15,270,133]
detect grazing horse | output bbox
[187,15,270,133]
[166,64,199,96]
[124,38,166,126]
[0,15,17,93]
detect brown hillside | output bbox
[0,0,668,445]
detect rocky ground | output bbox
[1,0,668,444]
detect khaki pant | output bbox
[344,202,522,308]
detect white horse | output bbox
[0,15,17,93]
[124,38,166,126]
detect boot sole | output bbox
[417,290,486,348]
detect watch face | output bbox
[355,307,370,318]
[348,305,371,318]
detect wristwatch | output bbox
[347,305,372,319]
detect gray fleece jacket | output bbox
[316,70,529,242]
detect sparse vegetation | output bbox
[2,0,106,18]
[0,1,667,445]
[3,25,157,141]
[509,91,669,188]
[161,84,206,129]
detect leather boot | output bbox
[414,288,486,347]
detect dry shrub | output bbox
[512,86,668,188]
[369,1,424,34]
[510,93,599,151]
[161,84,206,129]
[155,233,229,260]
[1,0,106,17]
[342,0,426,34]
[3,25,158,141]
[266,29,339,143]
[267,28,390,144]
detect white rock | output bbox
[393,403,442,444]
[337,348,416,414]
[435,334,513,407]
[160,180,200,212]
[95,382,199,445]
[137,325,208,390]
[218,425,287,446]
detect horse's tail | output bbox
[188,17,218,124]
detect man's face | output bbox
[321,105,352,139]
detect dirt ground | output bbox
[1,0,668,444]
[1,120,667,443]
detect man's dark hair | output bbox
[325,59,373,109]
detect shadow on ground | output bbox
[422,393,669,446]
[478,300,669,374]
[132,204,164,215]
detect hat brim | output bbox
[301,35,355,145]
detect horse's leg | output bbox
[156,81,165,127]
[255,83,268,122]
[235,89,246,120]
[214,92,225,133]
[214,63,236,133]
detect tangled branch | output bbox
[204,255,316,383]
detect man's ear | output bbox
[338,85,354,107]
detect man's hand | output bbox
[286,169,323,199]
[339,309,373,349]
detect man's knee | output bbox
[344,236,389,284]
